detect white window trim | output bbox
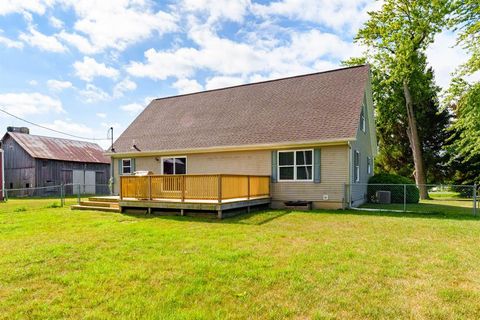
[354,151,360,183]
[121,158,132,175]
[277,149,314,182]
[161,156,187,175]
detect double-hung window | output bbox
[354,151,360,182]
[278,150,313,181]
[367,156,372,175]
[360,108,366,132]
[162,157,187,175]
[122,159,132,175]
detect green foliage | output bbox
[367,173,420,203]
[13,207,27,212]
[45,202,62,208]
[450,0,480,75]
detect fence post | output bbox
[77,184,81,204]
[403,184,407,212]
[474,183,477,216]
[60,184,64,207]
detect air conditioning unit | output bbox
[376,191,391,204]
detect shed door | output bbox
[85,171,95,194]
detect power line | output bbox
[0,107,110,141]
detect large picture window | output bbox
[278,150,313,181]
[122,159,132,175]
[162,157,187,175]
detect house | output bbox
[108,65,376,214]
[1,127,111,196]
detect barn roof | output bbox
[4,132,110,164]
[112,65,370,154]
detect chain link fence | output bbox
[1,184,111,211]
[345,183,479,216]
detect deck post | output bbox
[217,209,223,219]
[119,176,123,200]
[247,175,250,200]
[148,176,152,200]
[218,174,222,204]
[181,175,185,202]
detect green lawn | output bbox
[1,200,480,319]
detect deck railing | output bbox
[120,174,270,202]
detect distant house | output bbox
[1,127,110,195]
[109,65,377,210]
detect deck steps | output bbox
[71,197,120,213]
[71,205,120,213]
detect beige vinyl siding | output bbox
[270,145,349,208]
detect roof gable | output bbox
[113,65,370,154]
[5,133,110,164]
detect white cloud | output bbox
[47,79,73,91]
[113,78,137,98]
[120,103,144,114]
[172,78,203,94]
[57,0,177,53]
[28,80,38,86]
[127,28,354,82]
[96,112,107,118]
[73,56,119,82]
[40,119,93,135]
[0,0,52,16]
[205,76,245,90]
[252,0,380,33]
[178,0,250,23]
[19,26,67,53]
[0,33,24,49]
[79,84,110,103]
[57,31,97,55]
[49,16,64,29]
[0,92,64,116]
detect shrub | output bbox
[367,173,420,204]
[14,206,27,212]
[45,202,61,208]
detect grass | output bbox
[1,199,480,319]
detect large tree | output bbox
[356,0,451,198]
[343,58,451,183]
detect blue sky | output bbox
[0,0,474,149]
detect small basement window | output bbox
[122,159,132,175]
[278,150,313,181]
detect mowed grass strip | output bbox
[1,200,480,319]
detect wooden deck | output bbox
[118,174,271,218]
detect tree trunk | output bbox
[403,80,429,199]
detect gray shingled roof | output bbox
[113,65,369,154]
[6,132,110,164]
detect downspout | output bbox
[347,141,352,208]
